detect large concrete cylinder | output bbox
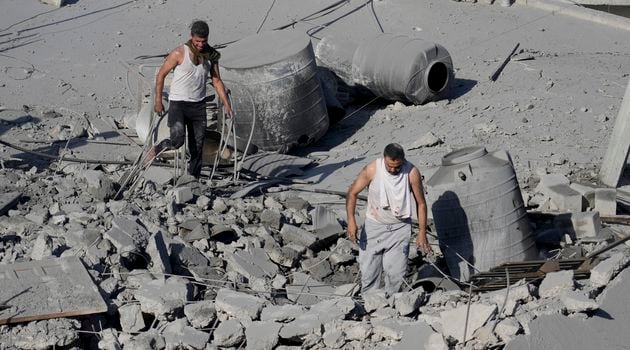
[219,30,329,153]
[316,34,453,105]
[426,147,537,281]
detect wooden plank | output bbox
[600,77,630,187]
[0,256,107,325]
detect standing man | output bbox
[149,20,233,177]
[346,143,432,296]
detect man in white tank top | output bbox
[149,20,233,177]
[346,143,432,296]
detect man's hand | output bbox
[224,105,234,119]
[416,233,433,255]
[154,100,164,114]
[347,221,358,243]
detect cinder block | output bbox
[555,211,601,239]
[594,188,617,216]
[547,184,583,212]
[173,187,193,204]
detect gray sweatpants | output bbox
[358,218,412,297]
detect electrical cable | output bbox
[256,0,278,33]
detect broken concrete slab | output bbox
[392,321,435,350]
[142,166,174,186]
[133,277,192,320]
[215,288,266,321]
[146,230,171,275]
[184,300,216,329]
[393,289,425,316]
[560,290,599,313]
[162,318,209,350]
[83,169,117,201]
[0,318,80,349]
[267,245,299,268]
[539,270,574,298]
[439,303,497,343]
[300,256,333,280]
[285,272,337,305]
[214,319,245,347]
[118,303,145,333]
[172,186,193,204]
[280,224,317,247]
[260,304,306,322]
[590,252,629,288]
[111,216,150,250]
[546,184,583,212]
[279,314,323,341]
[571,211,601,238]
[0,256,107,325]
[363,291,390,313]
[310,205,344,244]
[593,188,617,215]
[226,247,279,282]
[245,321,282,350]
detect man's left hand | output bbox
[416,234,433,255]
[224,105,234,119]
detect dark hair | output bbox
[383,143,405,160]
[190,20,209,38]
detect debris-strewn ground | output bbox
[1,0,630,349]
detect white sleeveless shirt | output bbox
[366,158,413,224]
[169,45,210,102]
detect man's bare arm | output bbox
[410,166,432,253]
[211,63,233,117]
[154,48,182,114]
[345,161,375,242]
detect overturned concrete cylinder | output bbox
[426,147,537,281]
[220,30,329,153]
[316,34,454,105]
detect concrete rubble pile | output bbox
[0,155,628,349]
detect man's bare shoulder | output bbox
[362,159,378,179]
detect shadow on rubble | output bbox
[444,78,477,101]
[1,131,123,171]
[295,97,386,155]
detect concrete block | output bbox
[494,317,521,342]
[118,304,145,333]
[338,320,372,341]
[30,233,53,260]
[260,209,282,230]
[162,318,209,350]
[547,184,583,212]
[143,166,174,186]
[104,227,137,253]
[184,300,216,329]
[245,321,282,350]
[196,195,211,209]
[280,224,317,247]
[279,315,322,341]
[214,319,245,347]
[371,319,404,341]
[539,270,574,298]
[111,216,150,249]
[261,304,305,322]
[571,211,601,238]
[560,290,599,313]
[322,326,345,349]
[363,291,389,313]
[133,277,191,319]
[212,198,228,213]
[146,231,171,275]
[83,170,117,200]
[393,289,425,316]
[439,303,497,343]
[300,257,333,280]
[590,252,629,288]
[309,297,357,323]
[173,187,193,204]
[285,272,336,305]
[594,188,617,215]
[215,288,266,321]
[267,246,299,268]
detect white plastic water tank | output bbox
[426,146,537,281]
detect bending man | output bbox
[346,143,432,296]
[150,20,233,177]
